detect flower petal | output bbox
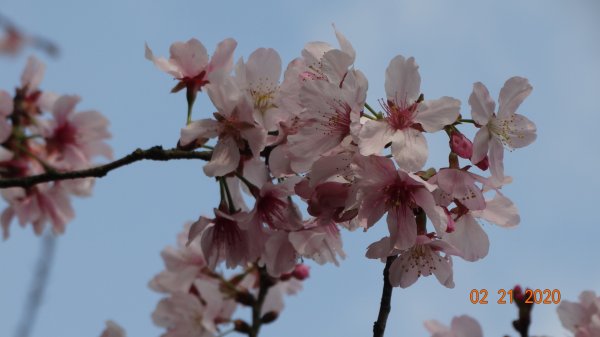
[391,129,428,172]
[385,55,421,103]
[469,82,495,125]
[498,76,532,118]
[203,136,240,177]
[415,97,461,132]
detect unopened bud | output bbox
[475,156,489,171]
[292,264,310,280]
[233,320,251,334]
[261,311,279,324]
[449,131,473,159]
[235,291,256,306]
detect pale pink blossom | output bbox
[289,218,346,266]
[359,55,460,171]
[180,74,266,177]
[444,213,489,262]
[99,320,126,337]
[285,69,367,172]
[145,38,237,93]
[430,168,486,211]
[1,183,74,238]
[367,235,457,288]
[261,231,298,277]
[21,55,45,96]
[347,155,447,250]
[152,280,236,337]
[557,291,600,337]
[424,315,483,337]
[42,95,112,170]
[469,77,536,182]
[187,208,251,269]
[150,224,208,293]
[471,191,520,228]
[235,48,284,131]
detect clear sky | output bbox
[1,1,599,336]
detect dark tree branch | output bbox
[0,146,212,189]
[373,255,398,337]
[14,232,56,337]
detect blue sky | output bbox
[1,1,599,336]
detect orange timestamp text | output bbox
[469,289,561,304]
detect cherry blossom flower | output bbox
[42,95,112,170]
[469,77,536,183]
[187,208,252,269]
[288,218,346,266]
[180,74,266,177]
[285,69,367,172]
[150,224,208,294]
[145,38,237,94]
[424,315,483,337]
[557,291,600,337]
[235,48,284,132]
[152,280,236,337]
[1,183,74,238]
[347,155,447,250]
[359,55,460,171]
[99,320,126,337]
[367,235,458,288]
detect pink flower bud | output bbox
[292,264,310,280]
[475,156,489,171]
[449,131,473,159]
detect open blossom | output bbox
[368,234,458,288]
[235,48,284,132]
[424,315,483,337]
[348,155,447,250]
[289,218,346,266]
[359,55,460,171]
[285,69,367,173]
[152,280,236,337]
[41,95,112,169]
[187,208,251,269]
[145,38,237,93]
[180,74,266,177]
[557,291,600,337]
[1,182,74,238]
[150,224,208,294]
[469,77,536,182]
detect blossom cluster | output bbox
[0,56,112,238]
[142,27,536,334]
[149,224,307,336]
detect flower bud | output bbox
[475,156,489,171]
[449,131,473,159]
[292,264,310,280]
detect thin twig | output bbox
[373,255,398,337]
[14,232,57,337]
[249,267,272,337]
[0,146,212,189]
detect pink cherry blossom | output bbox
[152,280,236,337]
[359,55,460,171]
[180,74,266,177]
[42,95,112,170]
[347,155,447,250]
[145,38,237,93]
[288,218,346,266]
[235,48,284,132]
[557,291,600,337]
[1,183,74,238]
[99,320,126,337]
[150,223,208,294]
[285,69,367,173]
[367,235,457,288]
[469,77,537,183]
[187,208,251,269]
[424,315,483,337]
